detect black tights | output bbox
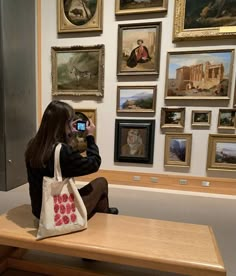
[78,177,109,219]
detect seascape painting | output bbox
[166,50,234,99]
[215,142,236,164]
[117,86,156,113]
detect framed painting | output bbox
[51,45,104,97]
[115,0,168,15]
[114,119,155,164]
[165,49,234,100]
[69,109,97,153]
[207,134,236,171]
[217,109,236,129]
[191,110,212,127]
[160,107,185,129]
[57,0,103,33]
[173,0,236,41]
[164,133,192,167]
[117,22,161,76]
[117,85,157,113]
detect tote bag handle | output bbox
[54,143,63,182]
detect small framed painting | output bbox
[160,107,185,129]
[173,0,236,41]
[165,49,234,100]
[57,0,103,33]
[191,110,212,127]
[217,109,236,129]
[51,45,104,97]
[117,22,161,76]
[114,119,155,164]
[207,134,236,171]
[115,0,168,15]
[117,86,157,113]
[164,133,192,167]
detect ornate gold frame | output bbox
[217,109,236,130]
[160,107,185,129]
[173,0,236,41]
[207,134,236,171]
[116,85,157,114]
[191,110,211,127]
[57,0,103,33]
[115,0,168,15]
[51,45,104,97]
[164,133,192,167]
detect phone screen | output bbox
[76,121,86,131]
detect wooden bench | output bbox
[0,205,226,276]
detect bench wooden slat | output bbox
[0,205,226,276]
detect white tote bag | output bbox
[36,144,87,240]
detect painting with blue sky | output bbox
[166,50,234,99]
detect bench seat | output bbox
[0,205,226,276]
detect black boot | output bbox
[108,207,119,215]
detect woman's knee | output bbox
[94,177,108,193]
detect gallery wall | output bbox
[40,0,236,179]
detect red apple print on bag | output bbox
[71,213,77,223]
[53,195,58,204]
[62,193,68,202]
[66,203,71,214]
[55,218,63,226]
[63,215,70,224]
[69,193,74,202]
[54,213,61,222]
[54,203,59,213]
[60,204,66,214]
[58,195,62,204]
[71,202,75,212]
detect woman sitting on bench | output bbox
[25,100,118,220]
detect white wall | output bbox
[41,0,236,179]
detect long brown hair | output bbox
[25,100,74,168]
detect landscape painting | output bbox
[51,45,104,96]
[218,109,236,129]
[117,23,161,75]
[115,0,168,15]
[165,50,234,99]
[207,134,236,171]
[161,108,185,129]
[173,0,236,41]
[191,110,211,126]
[164,133,192,167]
[117,86,156,113]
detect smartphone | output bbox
[75,121,87,131]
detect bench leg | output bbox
[0,245,20,274]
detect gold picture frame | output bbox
[51,45,104,97]
[217,109,236,130]
[117,22,161,76]
[117,85,157,114]
[160,107,185,129]
[191,110,212,127]
[164,133,192,167]
[233,79,236,108]
[165,49,234,100]
[57,0,103,33]
[115,0,168,15]
[173,0,236,41]
[207,134,236,171]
